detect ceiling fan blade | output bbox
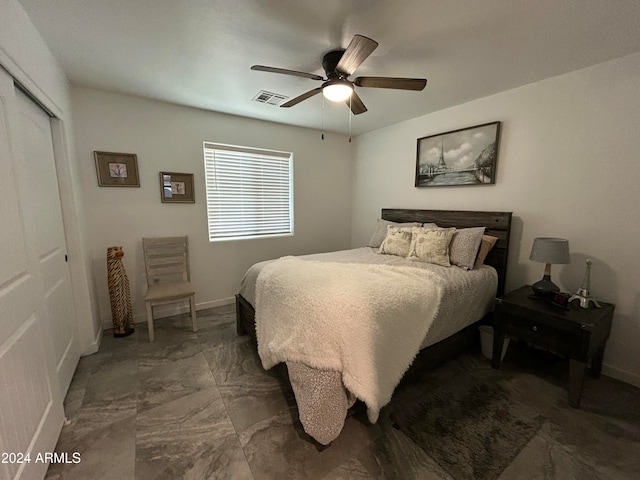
[251,65,324,81]
[336,34,379,76]
[280,87,323,108]
[354,77,427,91]
[346,91,367,115]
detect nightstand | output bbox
[492,285,614,408]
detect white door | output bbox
[0,70,66,479]
[15,88,79,394]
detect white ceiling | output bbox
[18,0,640,136]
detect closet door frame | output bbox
[0,68,77,480]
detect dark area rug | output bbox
[390,369,545,480]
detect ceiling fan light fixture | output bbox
[322,80,353,102]
[252,34,426,115]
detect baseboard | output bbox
[602,363,640,388]
[196,297,236,310]
[81,326,103,356]
[131,297,236,325]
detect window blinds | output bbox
[203,143,294,241]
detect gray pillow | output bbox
[368,219,422,248]
[449,227,486,270]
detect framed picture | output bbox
[94,151,140,187]
[415,121,501,187]
[160,172,195,203]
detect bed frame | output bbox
[235,209,512,376]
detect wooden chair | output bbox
[142,236,196,342]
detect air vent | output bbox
[252,90,289,106]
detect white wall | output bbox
[71,87,353,328]
[351,52,640,387]
[1,0,101,355]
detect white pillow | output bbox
[407,228,456,266]
[368,219,421,248]
[378,225,415,257]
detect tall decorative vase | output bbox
[107,246,135,337]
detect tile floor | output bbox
[46,305,640,479]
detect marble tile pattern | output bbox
[46,304,640,479]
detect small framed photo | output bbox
[94,151,140,187]
[160,172,195,203]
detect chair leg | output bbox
[146,301,155,342]
[190,295,197,332]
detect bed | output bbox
[235,209,512,444]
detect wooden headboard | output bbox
[381,209,512,296]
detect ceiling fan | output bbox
[251,34,427,115]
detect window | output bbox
[203,142,294,242]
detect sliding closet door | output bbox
[15,88,79,394]
[0,69,65,480]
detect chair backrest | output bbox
[142,236,190,287]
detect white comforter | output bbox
[243,248,497,444]
[256,257,444,425]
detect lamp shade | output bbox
[529,237,570,264]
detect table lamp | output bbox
[529,237,570,298]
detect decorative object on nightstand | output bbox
[529,237,570,298]
[569,259,601,308]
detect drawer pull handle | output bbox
[532,326,538,332]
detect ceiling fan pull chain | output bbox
[348,96,352,143]
[321,95,325,140]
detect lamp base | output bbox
[531,275,560,299]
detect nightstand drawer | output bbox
[495,306,582,357]
[500,313,578,354]
[496,301,581,333]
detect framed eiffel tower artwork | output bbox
[415,121,501,187]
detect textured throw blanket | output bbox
[255,256,444,430]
